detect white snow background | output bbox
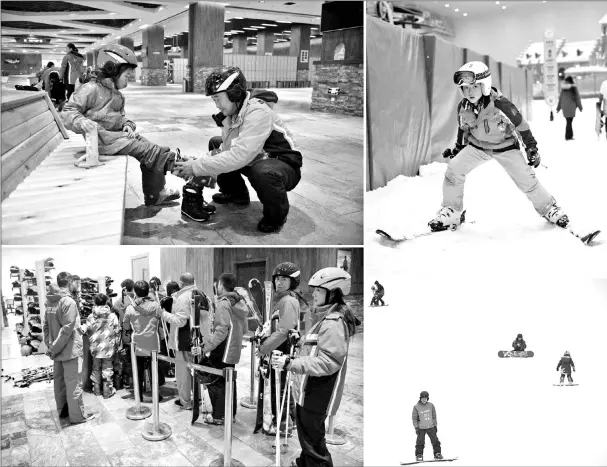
[366,98,607,277]
[363,277,607,466]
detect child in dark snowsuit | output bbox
[512,334,527,351]
[556,351,576,384]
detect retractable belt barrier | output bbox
[240,334,257,409]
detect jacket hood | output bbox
[129,296,158,316]
[46,283,71,304]
[69,50,85,60]
[92,305,112,318]
[221,291,243,306]
[249,89,278,104]
[171,284,198,301]
[561,83,576,91]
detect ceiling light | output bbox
[495,1,500,4]
[454,8,459,12]
[445,3,449,7]
[235,17,244,19]
[502,5,506,9]
[243,27,256,30]
[225,20,231,23]
[262,23,276,27]
[158,6,163,11]
[276,20,291,23]
[463,13,468,16]
[184,5,189,8]
[138,24,149,29]
[109,12,117,15]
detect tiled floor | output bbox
[1,312,363,466]
[119,84,364,245]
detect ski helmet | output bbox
[205,66,247,103]
[564,350,570,356]
[453,61,492,97]
[272,262,301,290]
[517,334,523,339]
[96,43,138,77]
[308,267,352,296]
[420,390,429,399]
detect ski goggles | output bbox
[453,69,490,86]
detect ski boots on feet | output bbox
[103,383,116,399]
[93,383,102,396]
[435,453,444,460]
[544,203,569,228]
[181,186,210,222]
[211,192,250,205]
[145,188,180,207]
[257,217,286,233]
[428,207,463,232]
[185,183,216,215]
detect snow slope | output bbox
[366,99,607,277]
[363,277,607,466]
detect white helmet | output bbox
[454,61,492,97]
[308,267,351,295]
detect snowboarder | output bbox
[370,280,385,306]
[556,351,576,385]
[412,391,443,462]
[512,333,526,351]
[272,266,359,467]
[62,43,180,207]
[556,76,583,141]
[172,66,303,233]
[428,61,569,232]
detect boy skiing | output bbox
[62,43,180,207]
[429,61,572,235]
[556,351,576,385]
[412,391,442,462]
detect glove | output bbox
[415,428,420,436]
[442,147,460,159]
[288,329,301,344]
[526,146,540,168]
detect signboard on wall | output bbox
[542,29,558,108]
[300,50,309,63]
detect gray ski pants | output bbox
[54,357,86,423]
[442,145,555,217]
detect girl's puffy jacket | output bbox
[85,305,120,359]
[123,297,160,356]
[289,303,351,416]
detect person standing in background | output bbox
[556,76,583,141]
[59,42,85,101]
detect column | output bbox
[188,2,225,94]
[118,37,136,81]
[256,30,273,56]
[141,24,166,86]
[86,51,94,68]
[232,35,247,55]
[289,24,311,82]
[178,32,189,59]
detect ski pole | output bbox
[272,350,283,467]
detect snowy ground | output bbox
[366,98,607,277]
[363,277,607,466]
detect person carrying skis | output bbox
[556,351,576,385]
[62,43,180,207]
[272,267,359,467]
[512,334,527,352]
[259,262,305,435]
[428,61,569,232]
[192,273,246,424]
[172,66,303,233]
[370,280,385,306]
[412,391,443,462]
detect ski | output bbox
[563,226,601,245]
[377,211,472,243]
[234,287,264,328]
[190,290,206,425]
[401,458,458,465]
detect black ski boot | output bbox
[185,183,216,215]
[181,185,210,222]
[435,453,444,460]
[212,191,250,205]
[257,217,287,233]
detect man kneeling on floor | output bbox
[173,66,303,233]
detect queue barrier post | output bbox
[141,351,172,441]
[125,341,152,420]
[240,335,257,409]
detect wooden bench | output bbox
[1,92,129,245]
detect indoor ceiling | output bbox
[407,1,553,20]
[1,1,322,55]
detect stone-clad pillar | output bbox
[141,24,167,86]
[289,24,311,82]
[178,33,189,59]
[256,30,274,56]
[188,2,225,94]
[232,35,247,55]
[118,37,136,81]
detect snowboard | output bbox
[553,383,579,386]
[377,211,471,243]
[596,102,604,137]
[401,458,458,465]
[368,304,389,307]
[498,350,534,358]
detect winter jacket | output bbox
[43,284,83,361]
[374,282,384,298]
[556,84,583,118]
[161,284,198,352]
[290,303,352,416]
[259,291,301,356]
[62,74,138,155]
[85,305,120,359]
[204,293,247,365]
[412,401,437,430]
[557,355,575,374]
[455,88,537,152]
[512,338,527,351]
[59,50,85,85]
[191,90,303,178]
[123,296,160,357]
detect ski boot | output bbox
[93,383,102,396]
[435,453,444,460]
[416,455,423,462]
[103,382,116,399]
[113,373,122,391]
[181,185,210,222]
[543,203,569,228]
[428,206,462,232]
[257,217,287,234]
[145,187,181,207]
[185,182,216,215]
[212,191,250,206]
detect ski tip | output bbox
[376,229,392,240]
[581,230,601,244]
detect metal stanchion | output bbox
[325,414,347,445]
[141,351,172,441]
[125,341,151,420]
[273,351,282,467]
[240,335,256,409]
